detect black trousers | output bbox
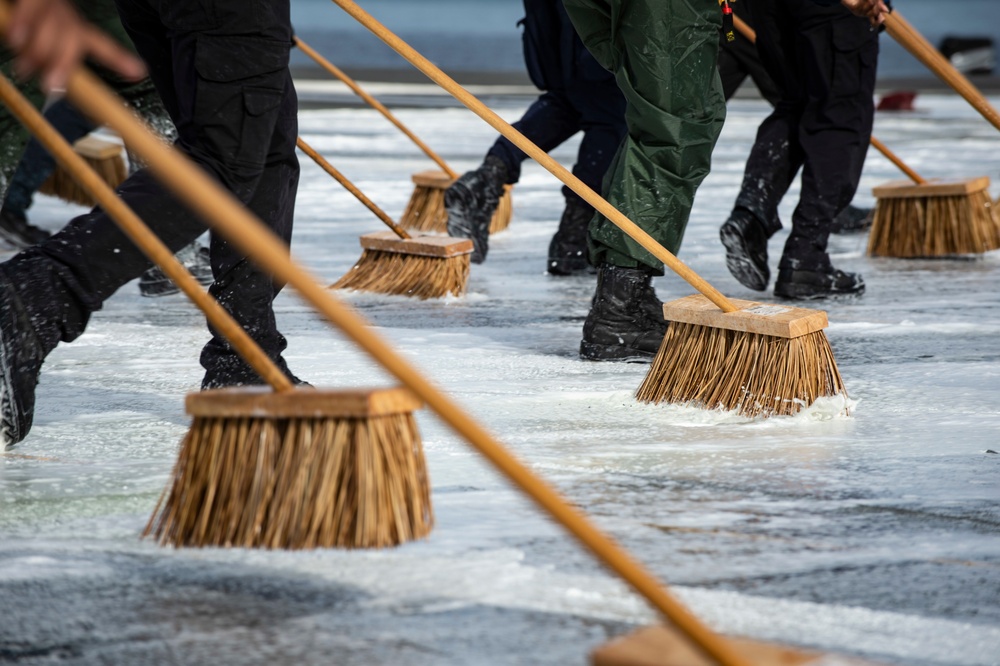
[3,0,300,386]
[717,0,781,105]
[486,0,626,210]
[733,0,877,270]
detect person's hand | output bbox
[4,0,146,92]
[840,0,890,26]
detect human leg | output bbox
[446,90,582,265]
[0,0,300,446]
[775,4,876,298]
[720,0,804,291]
[566,0,725,360]
[548,54,626,276]
[117,0,301,385]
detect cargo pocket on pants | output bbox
[192,34,289,196]
[830,18,876,97]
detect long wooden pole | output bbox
[0,10,750,666]
[296,137,411,239]
[867,137,927,185]
[328,0,738,314]
[884,12,1000,133]
[0,71,293,394]
[294,37,459,179]
[732,14,927,186]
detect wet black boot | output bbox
[445,155,508,264]
[547,198,593,276]
[774,267,865,300]
[580,263,668,362]
[719,208,770,291]
[0,208,51,249]
[830,204,873,234]
[774,235,865,300]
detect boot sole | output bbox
[579,340,655,363]
[774,283,866,300]
[720,227,768,291]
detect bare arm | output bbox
[3,0,145,91]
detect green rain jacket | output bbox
[562,0,726,272]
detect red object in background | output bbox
[877,91,918,111]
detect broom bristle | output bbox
[144,410,433,549]
[39,138,127,207]
[399,183,448,232]
[399,179,513,234]
[489,185,514,234]
[330,248,470,298]
[636,322,847,418]
[868,188,1000,257]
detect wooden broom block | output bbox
[359,230,473,257]
[411,169,453,189]
[662,295,829,340]
[72,134,124,159]
[591,625,883,666]
[186,386,423,418]
[872,176,990,199]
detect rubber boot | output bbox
[445,155,508,264]
[580,263,668,362]
[547,197,593,275]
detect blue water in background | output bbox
[292,0,1000,81]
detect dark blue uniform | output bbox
[486,0,626,209]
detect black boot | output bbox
[138,241,214,297]
[445,155,508,264]
[580,263,668,362]
[719,209,770,291]
[830,204,873,234]
[547,198,593,276]
[774,267,865,300]
[0,208,51,249]
[0,269,50,448]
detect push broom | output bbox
[331,0,847,419]
[0,71,432,550]
[294,37,513,234]
[297,137,472,298]
[38,133,127,206]
[866,136,1000,257]
[731,15,1000,259]
[8,34,887,666]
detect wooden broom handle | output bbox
[0,19,753,666]
[868,136,926,184]
[0,72,294,394]
[884,12,1000,133]
[329,0,738,315]
[296,137,410,239]
[294,37,459,179]
[733,14,928,186]
[732,14,757,43]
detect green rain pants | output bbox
[563,0,727,272]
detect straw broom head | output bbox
[636,296,847,418]
[144,386,434,549]
[400,169,513,234]
[39,135,126,206]
[330,230,472,298]
[867,177,1000,257]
